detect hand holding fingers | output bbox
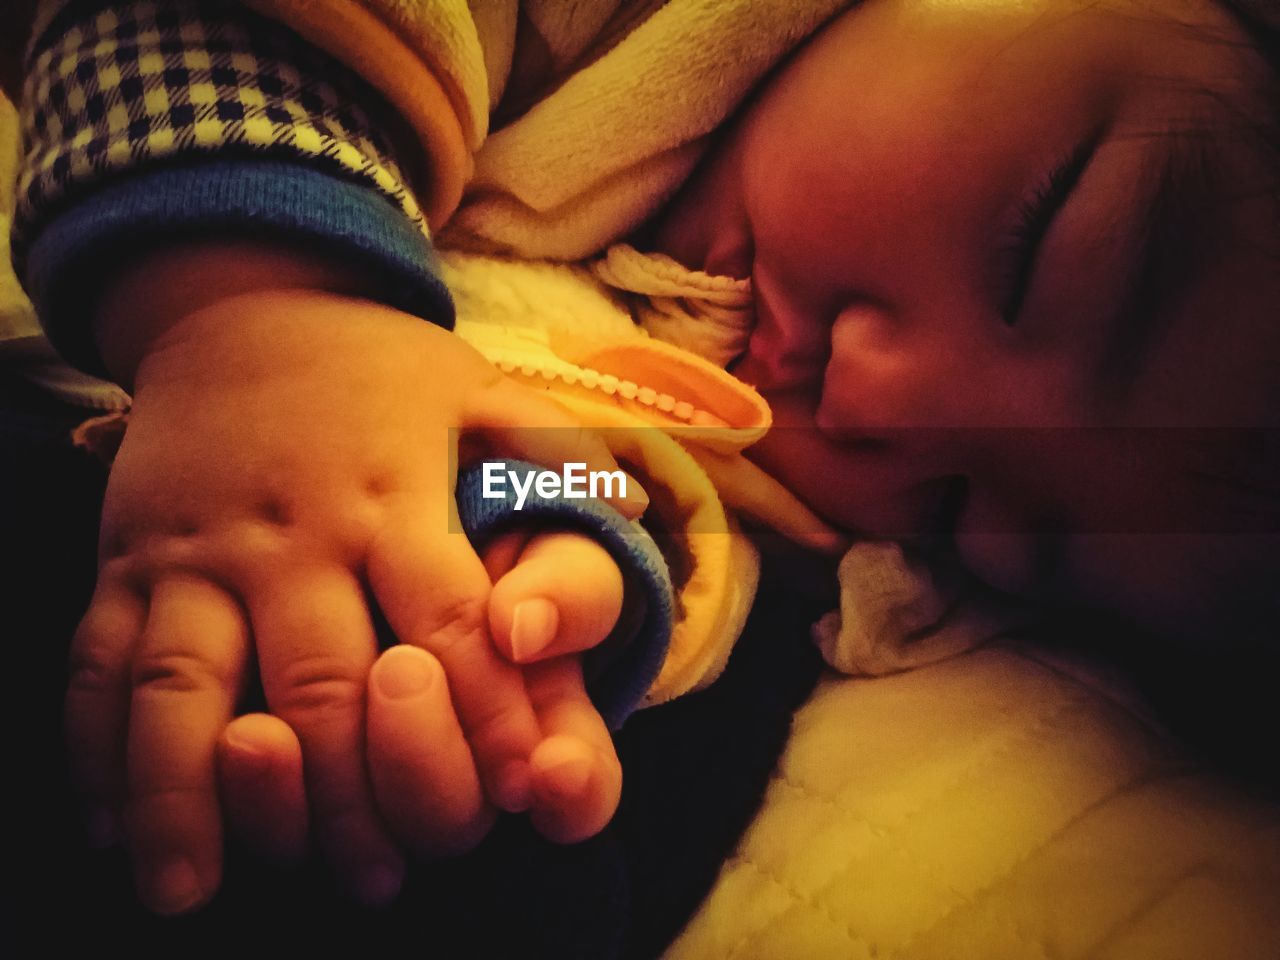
[217,713,308,862]
[78,290,614,910]
[485,531,625,664]
[125,575,249,914]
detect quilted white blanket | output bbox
[667,642,1280,959]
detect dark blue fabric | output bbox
[456,460,675,730]
[23,159,454,377]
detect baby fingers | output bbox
[251,567,405,907]
[125,575,249,914]
[65,574,146,850]
[487,531,625,665]
[525,658,623,844]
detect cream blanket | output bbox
[669,643,1280,959]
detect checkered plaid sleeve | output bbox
[15,0,426,248]
[10,0,454,375]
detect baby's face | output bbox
[656,0,1280,644]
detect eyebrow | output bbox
[1001,134,1103,325]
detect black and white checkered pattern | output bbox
[16,0,425,245]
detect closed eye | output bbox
[998,135,1102,325]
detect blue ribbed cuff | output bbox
[23,159,454,377]
[456,461,675,730]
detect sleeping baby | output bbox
[6,0,1276,918]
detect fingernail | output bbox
[144,858,204,915]
[374,647,436,700]
[87,806,121,849]
[494,760,532,812]
[620,475,650,515]
[354,862,403,908]
[540,755,594,800]
[221,724,269,761]
[510,598,559,662]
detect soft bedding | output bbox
[667,641,1280,959]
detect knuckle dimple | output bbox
[172,518,200,537]
[255,497,293,526]
[363,472,395,498]
[225,518,288,558]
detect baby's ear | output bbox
[564,336,770,454]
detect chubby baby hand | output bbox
[72,238,642,913]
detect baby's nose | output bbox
[809,303,989,536]
[817,303,956,436]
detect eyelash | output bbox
[999,180,1060,326]
[998,143,1096,326]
